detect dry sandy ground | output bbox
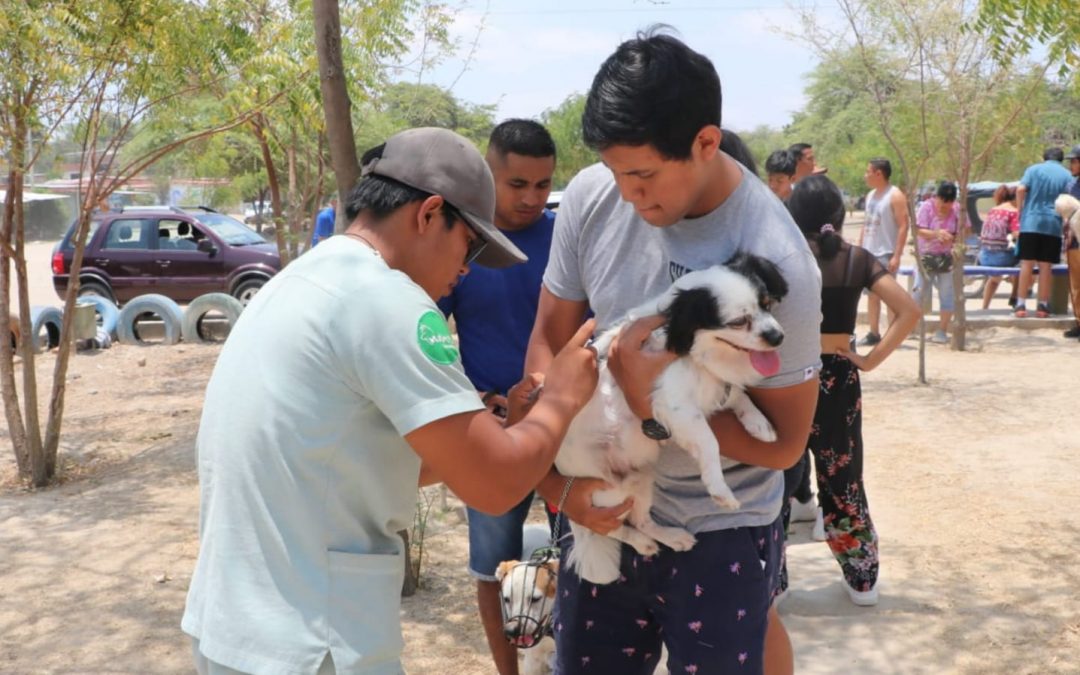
[1,326,1078,674]
[3,233,1080,674]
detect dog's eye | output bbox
[727,316,750,328]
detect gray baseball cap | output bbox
[360,127,527,268]
[1066,144,1080,160]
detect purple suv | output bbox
[52,207,281,305]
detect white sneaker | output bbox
[811,508,826,541]
[790,497,816,523]
[930,329,948,344]
[846,584,879,606]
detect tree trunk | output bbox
[251,115,290,268]
[287,136,299,261]
[951,179,971,351]
[313,0,360,234]
[1,166,31,478]
[399,528,418,597]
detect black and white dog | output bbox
[555,253,788,584]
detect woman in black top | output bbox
[781,175,919,606]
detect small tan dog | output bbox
[1056,193,1080,230]
[495,556,558,675]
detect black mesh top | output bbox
[815,241,889,334]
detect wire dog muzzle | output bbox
[500,546,559,649]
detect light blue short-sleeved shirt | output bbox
[544,161,822,534]
[182,236,483,675]
[1020,160,1072,235]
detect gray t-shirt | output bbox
[544,161,822,533]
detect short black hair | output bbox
[786,174,845,260]
[582,27,721,160]
[868,157,892,180]
[765,150,797,177]
[1044,146,1065,162]
[488,119,556,160]
[935,180,958,202]
[720,129,757,176]
[345,143,459,228]
[788,142,812,160]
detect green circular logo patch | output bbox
[416,310,459,365]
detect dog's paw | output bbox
[740,413,777,443]
[663,529,697,552]
[711,492,741,510]
[629,538,660,557]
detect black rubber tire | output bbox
[181,293,244,343]
[30,305,63,352]
[232,277,266,305]
[116,294,184,346]
[77,279,116,305]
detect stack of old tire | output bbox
[27,292,244,350]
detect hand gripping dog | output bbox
[554,253,789,584]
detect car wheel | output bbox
[30,305,64,353]
[77,279,116,305]
[116,294,184,346]
[232,278,266,305]
[182,293,245,343]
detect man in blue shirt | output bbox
[310,197,336,247]
[1015,147,1072,318]
[438,119,557,675]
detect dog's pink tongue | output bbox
[750,350,781,377]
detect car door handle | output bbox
[156,260,171,267]
[94,258,109,266]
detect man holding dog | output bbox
[526,30,821,675]
[182,127,599,675]
[437,119,561,675]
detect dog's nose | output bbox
[762,328,784,347]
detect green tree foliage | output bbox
[540,93,597,190]
[973,0,1080,78]
[378,82,496,146]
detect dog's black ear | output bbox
[663,287,721,356]
[726,252,789,303]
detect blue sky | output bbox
[405,0,828,132]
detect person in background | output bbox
[913,181,960,344]
[789,142,827,183]
[438,119,559,675]
[859,157,909,347]
[310,196,337,247]
[1063,145,1080,339]
[765,149,797,201]
[182,127,599,675]
[783,174,919,606]
[977,184,1020,310]
[1015,147,1072,318]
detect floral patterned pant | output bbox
[780,355,879,594]
[811,355,879,590]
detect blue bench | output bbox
[897,264,1072,314]
[897,264,1069,277]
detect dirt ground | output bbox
[3,236,1080,674]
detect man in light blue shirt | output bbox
[1015,147,1072,317]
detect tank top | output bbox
[863,186,900,257]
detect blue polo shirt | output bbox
[1019,160,1072,236]
[438,210,554,395]
[310,206,335,246]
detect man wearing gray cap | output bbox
[182,127,598,675]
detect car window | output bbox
[102,219,151,250]
[194,213,267,246]
[155,218,207,251]
[62,219,103,250]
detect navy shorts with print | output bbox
[553,515,784,675]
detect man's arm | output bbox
[1016,184,1027,215]
[523,285,590,375]
[407,319,597,515]
[890,189,910,272]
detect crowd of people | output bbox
[179,27,1079,675]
